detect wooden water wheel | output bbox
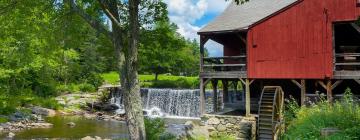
[258,86,285,140]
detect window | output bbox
[358,0,360,7]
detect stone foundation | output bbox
[202,114,256,140]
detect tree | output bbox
[67,0,166,139]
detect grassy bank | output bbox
[101,72,199,89]
[283,88,360,139]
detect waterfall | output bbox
[109,88,218,118]
[143,89,200,117]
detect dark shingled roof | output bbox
[198,0,298,34]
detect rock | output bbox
[7,132,15,138]
[207,117,220,125]
[94,136,102,140]
[28,123,53,128]
[216,124,227,132]
[228,118,237,124]
[209,131,218,137]
[185,121,195,128]
[0,126,3,131]
[81,136,95,140]
[207,126,216,132]
[67,122,76,127]
[31,106,56,117]
[321,127,340,137]
[225,123,234,128]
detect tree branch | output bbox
[96,0,122,29]
[68,0,113,39]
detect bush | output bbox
[145,117,176,140]
[78,83,96,92]
[283,88,360,139]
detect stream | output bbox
[0,116,129,139]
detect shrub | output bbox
[78,83,96,92]
[145,117,176,140]
[283,88,360,139]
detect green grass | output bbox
[101,72,199,89]
[283,88,360,140]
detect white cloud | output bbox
[165,0,230,56]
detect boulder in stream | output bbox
[31,106,56,117]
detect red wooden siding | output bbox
[247,0,360,79]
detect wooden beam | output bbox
[351,23,360,34]
[317,81,327,89]
[222,80,229,103]
[239,78,245,85]
[300,79,306,106]
[211,80,218,112]
[204,78,212,86]
[291,80,302,88]
[236,34,247,45]
[326,80,333,103]
[199,78,205,115]
[249,79,255,85]
[245,79,251,117]
[331,80,343,90]
[354,79,360,85]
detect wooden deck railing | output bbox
[202,55,247,72]
[334,53,360,71]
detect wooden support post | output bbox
[200,36,209,73]
[291,79,306,106]
[245,79,251,117]
[232,80,238,103]
[200,78,205,115]
[211,80,218,112]
[301,79,306,106]
[222,80,229,103]
[326,80,333,103]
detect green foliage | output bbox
[101,72,199,89]
[78,83,96,92]
[139,21,200,77]
[283,88,360,140]
[0,116,9,123]
[144,117,176,140]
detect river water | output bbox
[0,116,129,139]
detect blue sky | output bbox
[164,0,230,57]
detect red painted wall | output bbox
[247,0,360,79]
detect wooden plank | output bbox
[334,62,360,66]
[334,71,360,79]
[335,53,360,57]
[245,79,251,117]
[203,64,246,67]
[203,55,247,59]
[200,71,247,79]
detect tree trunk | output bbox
[155,73,158,81]
[122,0,146,139]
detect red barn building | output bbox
[198,0,360,139]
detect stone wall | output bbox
[202,114,256,140]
